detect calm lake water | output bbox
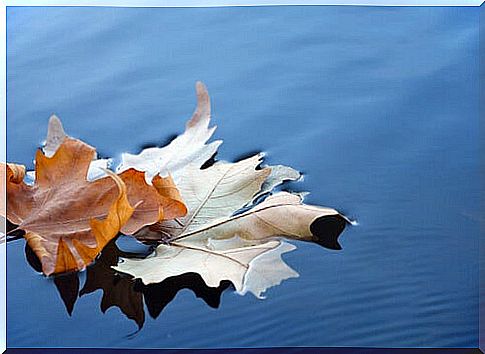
[6,5,480,348]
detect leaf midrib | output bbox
[171,202,324,242]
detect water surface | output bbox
[6,5,480,348]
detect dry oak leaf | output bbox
[5,137,135,275]
[112,81,350,297]
[134,158,303,243]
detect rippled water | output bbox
[6,5,479,348]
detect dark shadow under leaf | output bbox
[26,243,80,315]
[53,272,79,316]
[25,242,42,273]
[80,240,145,329]
[137,273,231,319]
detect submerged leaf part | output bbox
[256,164,301,201]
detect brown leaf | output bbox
[119,169,187,235]
[6,137,134,275]
[1,163,26,220]
[26,115,188,237]
[151,174,186,219]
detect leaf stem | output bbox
[173,218,184,227]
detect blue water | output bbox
[6,5,480,348]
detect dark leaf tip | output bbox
[310,215,347,250]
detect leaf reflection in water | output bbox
[139,273,231,319]
[79,241,147,328]
[24,237,231,330]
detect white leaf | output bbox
[254,164,301,202]
[117,191,347,297]
[110,82,350,299]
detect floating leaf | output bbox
[116,192,347,298]
[114,82,350,298]
[5,138,134,275]
[25,116,188,238]
[8,81,350,307]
